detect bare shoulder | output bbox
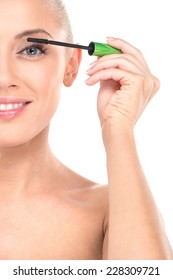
[50,166,109,259]
[64,171,109,228]
[64,178,109,259]
[34,163,110,259]
[57,163,109,214]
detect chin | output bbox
[0,120,50,149]
[0,138,30,148]
[0,131,39,149]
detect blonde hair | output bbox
[44,0,73,42]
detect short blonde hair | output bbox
[44,0,73,42]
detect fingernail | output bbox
[90,60,97,66]
[85,78,90,85]
[86,67,93,75]
[106,36,115,41]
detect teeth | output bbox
[0,104,6,110]
[0,103,25,111]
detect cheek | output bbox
[23,56,65,92]
[21,56,66,113]
[0,55,67,147]
[19,57,66,134]
[33,64,65,127]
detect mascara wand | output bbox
[27,38,122,57]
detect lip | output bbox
[0,96,32,120]
[0,96,32,104]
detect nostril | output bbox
[11,84,17,86]
[0,74,20,90]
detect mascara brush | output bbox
[27,38,122,57]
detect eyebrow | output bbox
[15,29,53,40]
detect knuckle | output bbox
[147,75,160,95]
[138,73,160,96]
[153,75,160,93]
[134,47,144,57]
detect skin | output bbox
[0,0,172,260]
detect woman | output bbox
[0,0,172,260]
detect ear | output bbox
[63,48,82,87]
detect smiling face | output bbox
[0,0,81,147]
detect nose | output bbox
[0,54,20,91]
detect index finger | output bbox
[106,37,149,69]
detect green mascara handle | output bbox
[88,42,122,57]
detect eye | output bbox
[17,44,47,57]
[25,46,42,56]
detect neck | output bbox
[0,127,57,195]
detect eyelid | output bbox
[16,43,48,56]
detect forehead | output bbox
[0,0,62,40]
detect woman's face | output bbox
[0,0,80,147]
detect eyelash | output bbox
[18,43,48,58]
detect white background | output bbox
[49,0,173,248]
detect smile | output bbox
[0,101,31,120]
[0,103,26,111]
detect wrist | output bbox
[101,118,135,148]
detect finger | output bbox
[107,37,142,54]
[87,56,148,76]
[86,68,133,86]
[106,37,150,70]
[90,52,150,75]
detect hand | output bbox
[86,38,160,129]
